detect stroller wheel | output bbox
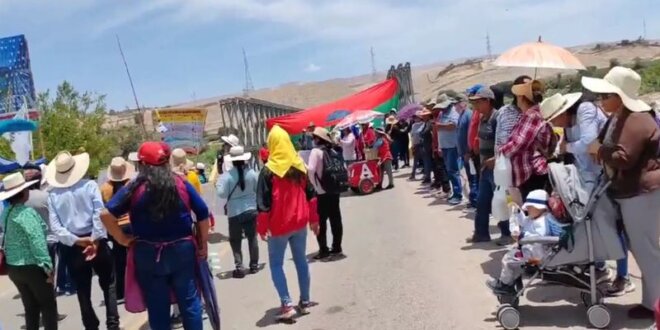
[581,291,603,307]
[587,305,611,329]
[498,295,520,308]
[497,304,520,330]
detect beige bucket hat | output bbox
[45,151,90,188]
[312,127,334,144]
[0,172,38,201]
[581,66,651,112]
[106,157,136,182]
[540,92,583,122]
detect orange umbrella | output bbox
[494,36,586,71]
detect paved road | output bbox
[0,170,655,329]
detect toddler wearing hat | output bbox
[487,189,561,295]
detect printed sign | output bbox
[156,108,207,154]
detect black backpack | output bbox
[316,147,349,194]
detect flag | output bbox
[3,98,32,165]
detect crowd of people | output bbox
[367,66,658,321]
[0,65,658,330]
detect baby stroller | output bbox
[494,163,625,329]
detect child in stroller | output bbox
[487,189,562,295]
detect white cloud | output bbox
[304,63,321,72]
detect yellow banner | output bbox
[156,108,206,123]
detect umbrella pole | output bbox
[534,67,539,79]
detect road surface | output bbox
[0,170,654,329]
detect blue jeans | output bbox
[268,228,310,306]
[411,144,423,179]
[56,243,76,293]
[596,233,629,278]
[441,147,462,199]
[459,157,479,205]
[134,239,203,330]
[474,169,510,238]
[421,145,433,181]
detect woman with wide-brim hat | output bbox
[582,66,660,319]
[99,157,135,304]
[2,172,58,330]
[217,145,260,278]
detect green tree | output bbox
[38,81,116,177]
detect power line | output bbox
[116,35,147,137]
[242,48,254,97]
[370,46,377,82]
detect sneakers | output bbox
[486,279,517,295]
[495,235,515,246]
[606,276,636,296]
[276,305,297,321]
[171,313,183,329]
[297,300,317,315]
[466,235,491,243]
[448,197,462,206]
[232,268,246,279]
[594,267,614,284]
[249,264,260,274]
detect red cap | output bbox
[138,141,171,166]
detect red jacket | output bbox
[468,111,481,153]
[377,137,393,161]
[256,167,318,237]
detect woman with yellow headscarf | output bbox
[256,125,320,322]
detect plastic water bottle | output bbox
[208,252,221,273]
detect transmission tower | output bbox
[486,32,493,61]
[242,48,254,97]
[370,46,377,82]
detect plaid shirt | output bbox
[499,105,553,187]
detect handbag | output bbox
[0,206,15,276]
[223,183,239,216]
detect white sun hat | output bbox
[581,66,651,112]
[522,189,549,211]
[221,134,240,147]
[540,92,583,122]
[45,151,90,188]
[224,146,252,162]
[0,172,38,201]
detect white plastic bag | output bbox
[494,154,513,187]
[491,185,510,221]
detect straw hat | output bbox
[220,134,240,147]
[170,148,188,167]
[581,66,651,112]
[312,127,334,144]
[45,151,90,188]
[0,172,38,201]
[433,94,455,109]
[512,79,545,103]
[540,92,583,122]
[106,157,136,182]
[225,146,252,162]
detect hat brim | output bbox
[312,132,334,145]
[581,77,651,113]
[221,136,239,147]
[225,152,252,162]
[0,180,38,201]
[106,162,136,182]
[545,93,583,122]
[522,202,547,211]
[433,100,453,109]
[45,153,90,188]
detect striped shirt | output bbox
[495,104,522,148]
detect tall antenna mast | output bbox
[242,48,255,97]
[370,46,377,82]
[643,18,647,39]
[486,32,493,61]
[116,35,147,137]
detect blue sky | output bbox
[1,0,657,110]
